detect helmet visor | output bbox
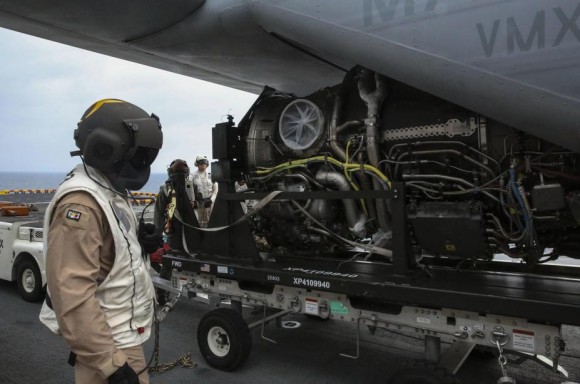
[114,161,152,191]
[124,117,163,168]
[129,147,160,170]
[127,118,162,149]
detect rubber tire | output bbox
[16,259,44,302]
[389,361,460,384]
[197,308,252,371]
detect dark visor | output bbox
[124,117,163,150]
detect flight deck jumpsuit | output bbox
[39,164,154,384]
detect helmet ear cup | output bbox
[82,127,128,173]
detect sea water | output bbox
[0,171,166,194]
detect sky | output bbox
[0,27,258,173]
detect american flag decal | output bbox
[66,209,82,221]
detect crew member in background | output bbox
[151,159,201,304]
[39,99,163,384]
[153,159,200,251]
[190,155,218,227]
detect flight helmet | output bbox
[168,159,190,176]
[73,99,163,190]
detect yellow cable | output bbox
[343,139,367,214]
[255,156,391,188]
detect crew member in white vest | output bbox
[190,155,218,227]
[39,99,163,384]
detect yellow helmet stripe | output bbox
[83,99,124,120]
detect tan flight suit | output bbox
[46,191,149,384]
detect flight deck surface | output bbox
[1,278,579,384]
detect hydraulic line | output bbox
[387,140,501,174]
[394,149,496,180]
[255,156,391,187]
[509,167,532,239]
[401,173,500,203]
[354,152,376,221]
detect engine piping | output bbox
[315,169,367,238]
[329,94,347,161]
[358,69,390,231]
[358,70,386,167]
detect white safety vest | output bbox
[39,164,155,348]
[191,170,215,200]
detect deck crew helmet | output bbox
[73,99,163,190]
[194,155,209,166]
[168,159,190,176]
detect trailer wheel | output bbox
[389,361,460,384]
[16,259,44,302]
[197,308,252,371]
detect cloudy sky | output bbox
[0,27,257,173]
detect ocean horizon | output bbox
[0,171,166,194]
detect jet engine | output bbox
[232,67,580,265]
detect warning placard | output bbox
[512,329,535,352]
[304,298,319,315]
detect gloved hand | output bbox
[138,222,162,254]
[141,233,163,254]
[108,363,139,384]
[203,198,213,208]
